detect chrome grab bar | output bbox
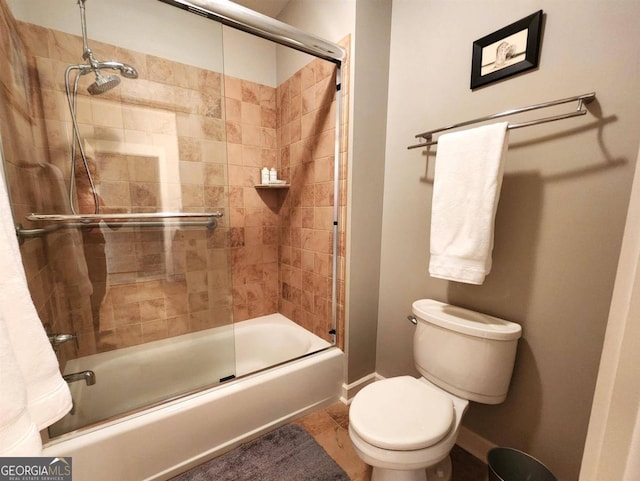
[26,211,223,222]
[16,211,222,239]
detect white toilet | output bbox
[348,299,522,481]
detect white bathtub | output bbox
[43,314,343,481]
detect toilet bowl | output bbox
[349,376,469,481]
[348,300,522,481]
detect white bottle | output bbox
[269,167,277,183]
[261,167,269,185]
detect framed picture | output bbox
[470,10,543,89]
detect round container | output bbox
[488,447,557,481]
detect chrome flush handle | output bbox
[407,315,417,325]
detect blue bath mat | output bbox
[172,424,349,481]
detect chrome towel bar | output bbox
[407,92,596,150]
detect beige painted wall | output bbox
[276,0,355,84]
[378,1,640,481]
[344,0,391,384]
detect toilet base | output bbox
[371,456,452,481]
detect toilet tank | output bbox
[412,299,522,405]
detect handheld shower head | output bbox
[87,70,120,95]
[119,64,139,79]
[94,60,139,79]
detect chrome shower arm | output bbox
[78,0,91,56]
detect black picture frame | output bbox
[470,10,543,89]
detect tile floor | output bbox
[294,402,489,481]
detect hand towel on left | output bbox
[0,169,72,456]
[429,121,509,285]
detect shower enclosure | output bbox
[0,0,348,439]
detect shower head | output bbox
[74,0,138,95]
[87,70,121,95]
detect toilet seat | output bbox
[350,376,454,451]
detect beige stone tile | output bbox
[139,298,166,323]
[224,76,242,100]
[96,153,129,182]
[242,145,261,167]
[202,117,225,141]
[196,140,225,166]
[241,101,261,126]
[165,294,189,317]
[115,324,143,348]
[241,80,260,105]
[91,98,123,129]
[241,124,261,147]
[167,315,190,337]
[179,161,204,185]
[141,319,168,343]
[178,136,202,162]
[203,163,226,186]
[97,181,131,208]
[147,55,175,85]
[113,302,141,327]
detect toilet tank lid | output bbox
[412,299,522,341]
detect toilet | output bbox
[348,299,522,481]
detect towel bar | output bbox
[408,92,596,149]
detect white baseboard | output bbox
[340,372,383,403]
[456,425,497,464]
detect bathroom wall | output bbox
[377,1,640,480]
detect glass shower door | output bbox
[0,0,236,437]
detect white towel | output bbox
[0,169,72,456]
[429,122,509,285]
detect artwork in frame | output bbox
[470,10,543,89]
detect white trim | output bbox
[456,426,497,464]
[340,372,383,403]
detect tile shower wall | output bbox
[11,19,234,358]
[225,39,350,345]
[4,6,349,362]
[276,44,350,343]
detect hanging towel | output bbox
[429,121,509,285]
[0,169,72,456]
